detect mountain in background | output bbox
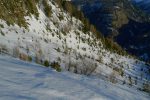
[72,0,150,62]
[132,0,150,13]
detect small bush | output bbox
[19,53,28,61]
[109,72,117,84]
[142,83,150,93]
[42,0,52,17]
[58,15,64,21]
[113,67,124,77]
[128,76,132,86]
[13,47,20,57]
[0,24,4,28]
[44,60,49,67]
[55,48,61,52]
[51,61,61,72]
[1,31,5,36]
[0,44,8,54]
[28,56,32,62]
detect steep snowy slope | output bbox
[0,55,150,100]
[0,0,150,92]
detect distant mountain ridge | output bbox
[132,0,150,13]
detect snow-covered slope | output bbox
[0,55,149,100]
[0,0,150,93]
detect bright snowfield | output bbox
[0,55,149,100]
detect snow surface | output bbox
[0,55,149,100]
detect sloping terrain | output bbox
[0,55,150,100]
[72,0,150,36]
[132,0,150,13]
[72,0,150,61]
[0,0,150,95]
[116,19,150,61]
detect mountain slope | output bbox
[72,0,150,61]
[132,0,150,13]
[0,55,150,100]
[72,0,150,36]
[0,0,150,93]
